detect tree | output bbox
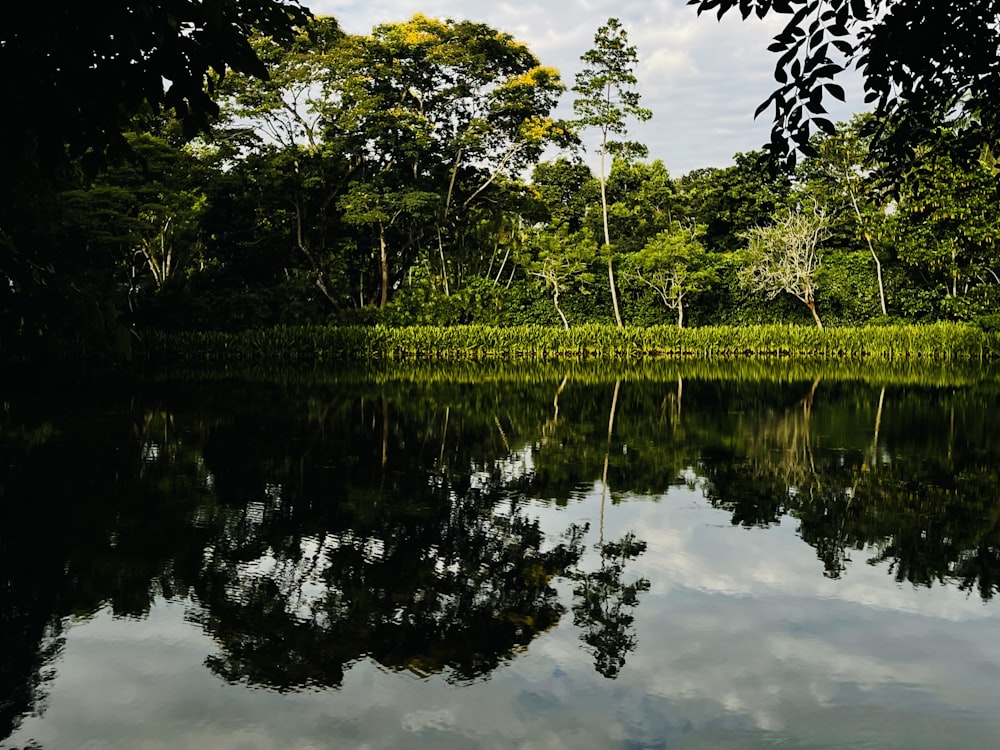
[214,18,366,310]
[802,118,890,315]
[886,137,1000,317]
[338,182,438,309]
[1,0,310,357]
[686,0,1000,173]
[326,15,572,302]
[604,158,677,255]
[524,226,598,329]
[676,150,792,252]
[573,18,653,328]
[627,223,715,328]
[740,202,831,328]
[218,16,344,152]
[530,158,599,233]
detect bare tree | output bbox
[740,203,830,329]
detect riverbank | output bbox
[142,322,1000,365]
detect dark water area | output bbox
[2,361,999,749]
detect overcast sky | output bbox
[306,0,864,176]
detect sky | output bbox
[306,0,864,176]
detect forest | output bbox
[2,6,1000,362]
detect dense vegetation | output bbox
[3,6,1000,363]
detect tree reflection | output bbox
[698,379,1000,598]
[571,531,650,679]
[192,495,587,688]
[4,366,1000,744]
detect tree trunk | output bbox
[553,287,570,330]
[872,246,888,315]
[807,299,823,329]
[598,140,624,328]
[848,190,888,315]
[438,228,450,296]
[379,223,389,309]
[677,295,684,329]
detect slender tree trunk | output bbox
[871,245,887,315]
[438,228,450,296]
[378,223,389,309]
[598,139,624,328]
[553,286,570,330]
[951,246,958,297]
[294,198,341,310]
[848,190,887,315]
[493,245,511,285]
[677,295,684,329]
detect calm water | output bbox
[3,361,1000,749]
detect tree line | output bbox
[3,7,999,361]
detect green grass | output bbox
[143,322,1000,366]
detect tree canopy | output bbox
[0,0,309,178]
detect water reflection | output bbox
[2,362,1000,745]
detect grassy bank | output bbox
[143,322,1000,365]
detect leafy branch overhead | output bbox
[687,0,1000,172]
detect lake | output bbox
[3,360,999,749]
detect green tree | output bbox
[338,182,439,309]
[218,16,344,151]
[887,139,1000,318]
[800,118,891,316]
[627,223,715,328]
[214,18,363,310]
[524,225,598,329]
[604,158,676,255]
[573,18,653,328]
[1,0,309,359]
[326,15,571,302]
[529,158,599,233]
[676,150,792,252]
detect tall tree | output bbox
[887,137,1000,316]
[573,18,652,328]
[803,118,889,315]
[214,17,360,309]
